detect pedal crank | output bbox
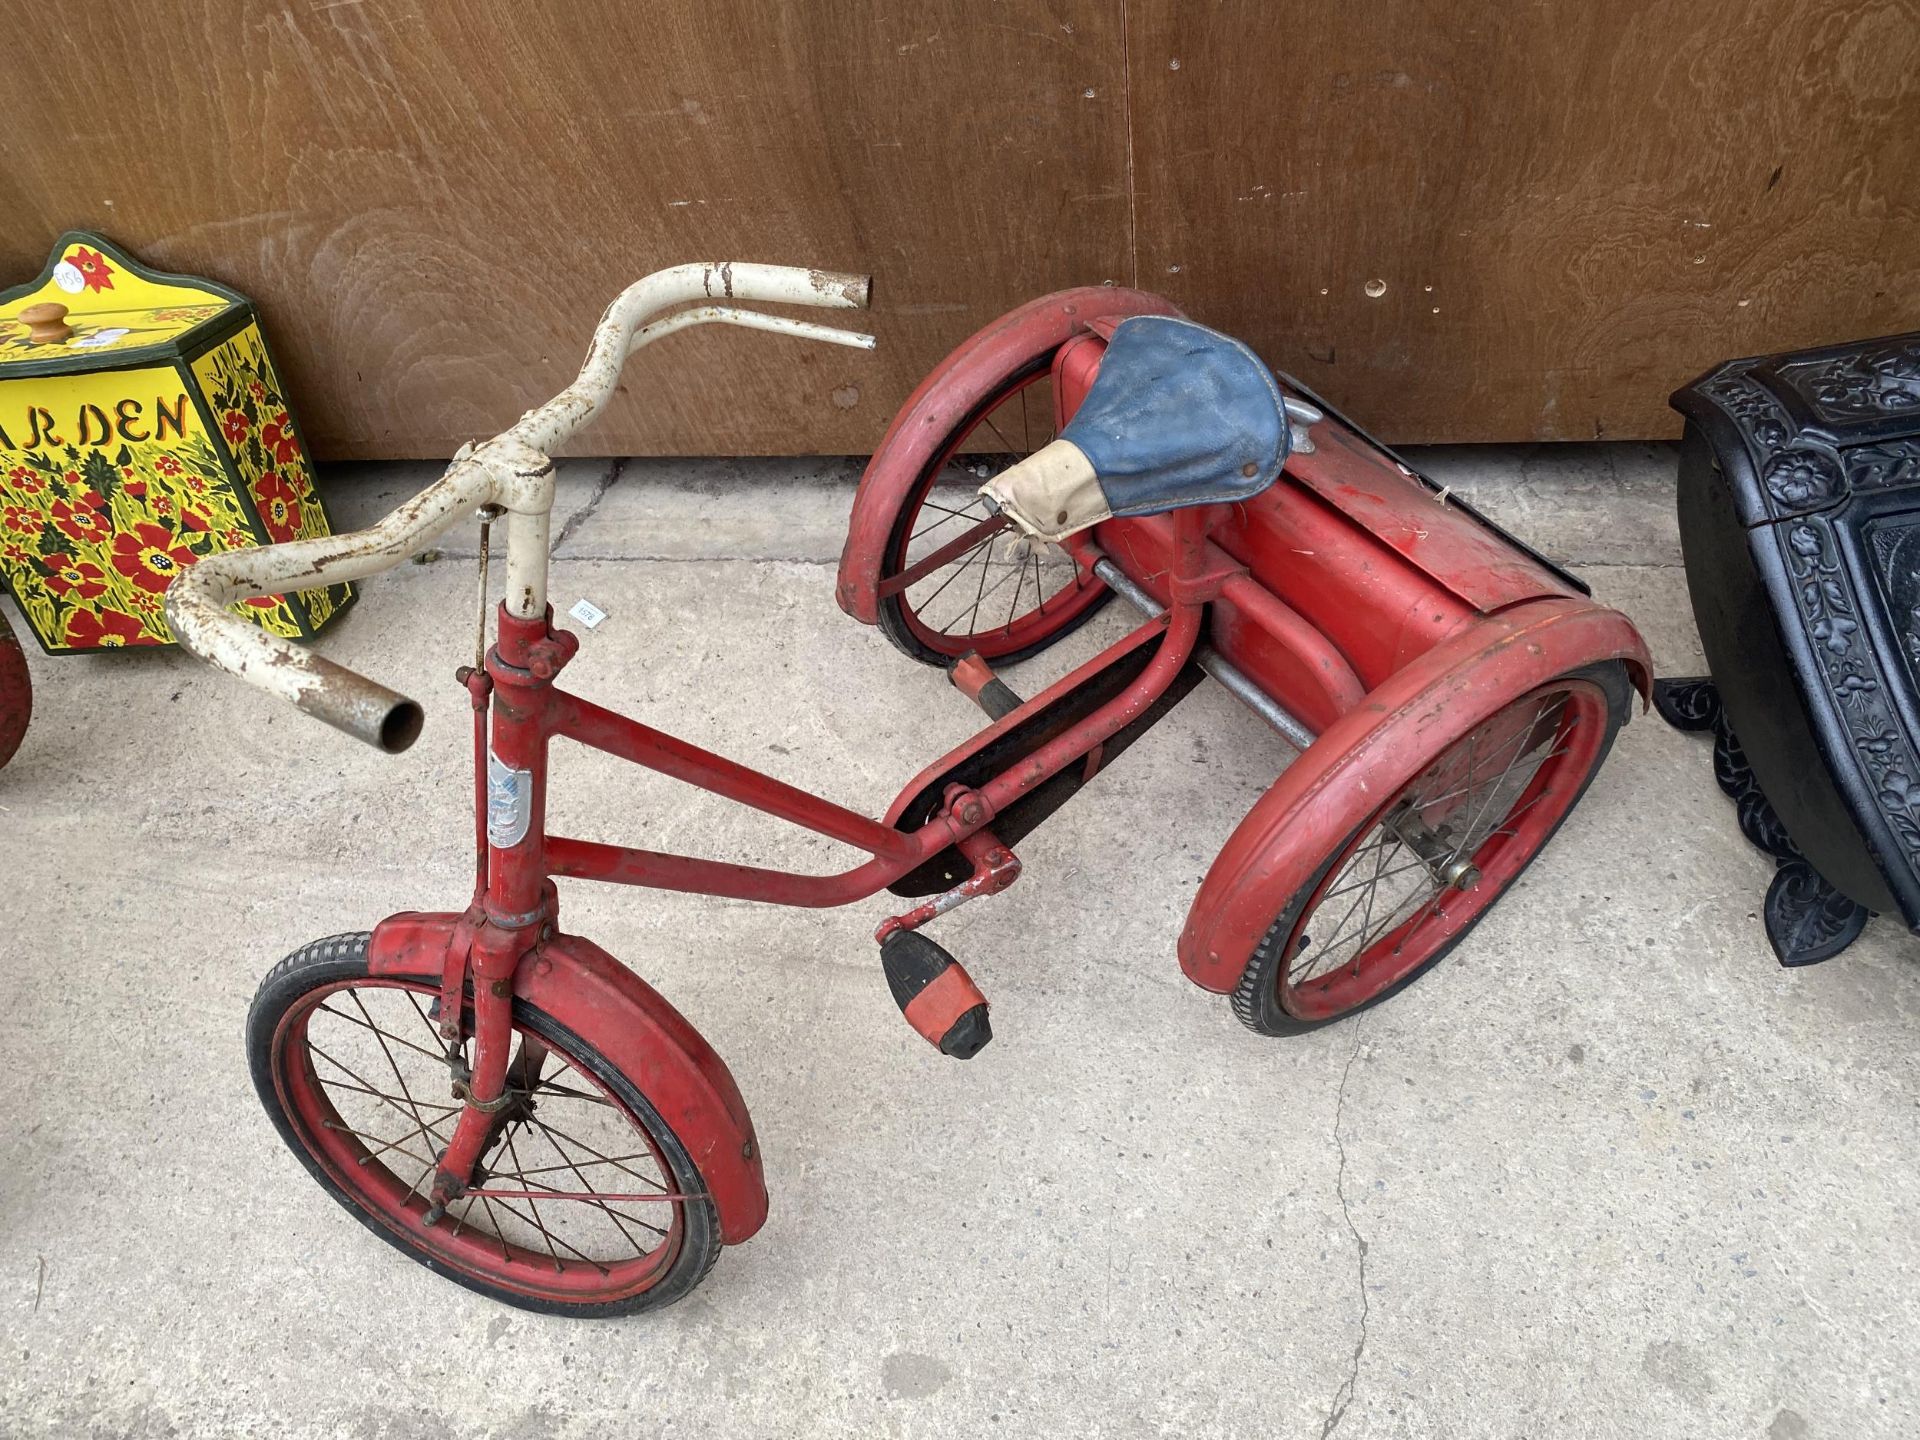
[874,825,1018,1059]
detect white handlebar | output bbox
[163,262,873,751]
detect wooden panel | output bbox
[1127,0,1920,441]
[0,1,1131,458]
[1,2,1915,453]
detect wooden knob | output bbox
[20,302,72,344]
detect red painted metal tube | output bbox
[546,604,1207,906]
[553,688,917,862]
[977,602,1203,816]
[546,834,913,908]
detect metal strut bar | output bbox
[1096,558,1484,893]
[1093,559,1318,751]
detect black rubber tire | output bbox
[247,932,722,1317]
[1231,661,1633,1036]
[874,357,1114,668]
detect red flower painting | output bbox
[260,412,300,464]
[221,410,250,445]
[65,608,154,648]
[43,552,108,600]
[66,246,115,293]
[253,471,303,542]
[50,493,111,546]
[111,522,197,593]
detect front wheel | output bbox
[1231,662,1631,1035]
[248,933,722,1316]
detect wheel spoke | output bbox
[316,1078,459,1114]
[313,1002,447,1066]
[321,1118,439,1172]
[309,1041,450,1145]
[525,1119,670,1247]
[1441,700,1566,870]
[1272,683,1605,1020]
[1316,854,1438,904]
[937,549,1026,635]
[909,533,995,617]
[350,989,438,1157]
[405,990,447,1049]
[529,1117,671,1192]
[503,1129,565,1273]
[477,1190,611,1274]
[486,1152,662,1181]
[530,1078,614,1107]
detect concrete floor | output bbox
[3,444,1916,1438]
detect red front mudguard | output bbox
[368,913,769,1244]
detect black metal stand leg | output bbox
[1654,676,1871,965]
[1652,675,1721,732]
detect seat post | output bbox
[1166,504,1242,606]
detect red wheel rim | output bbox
[274,979,687,1304]
[1279,679,1610,1021]
[882,363,1108,660]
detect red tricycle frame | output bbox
[166,263,1650,1316]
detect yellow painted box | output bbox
[0,232,350,652]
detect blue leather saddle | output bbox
[1063,315,1289,515]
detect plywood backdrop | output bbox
[1,1,1914,456]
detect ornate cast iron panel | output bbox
[1667,329,1920,965]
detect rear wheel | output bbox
[248,933,721,1316]
[875,360,1111,665]
[0,605,29,769]
[1231,662,1630,1034]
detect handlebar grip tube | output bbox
[163,453,502,752]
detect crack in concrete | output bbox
[1319,1020,1371,1440]
[550,457,628,555]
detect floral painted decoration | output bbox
[0,232,351,653]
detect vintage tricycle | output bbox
[167,262,1650,1315]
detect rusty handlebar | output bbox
[164,262,874,752]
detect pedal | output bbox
[879,930,992,1059]
[948,651,1024,721]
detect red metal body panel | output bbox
[1282,424,1568,613]
[1178,597,1653,993]
[1050,332,1107,429]
[367,910,770,1243]
[0,606,28,769]
[835,286,1182,625]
